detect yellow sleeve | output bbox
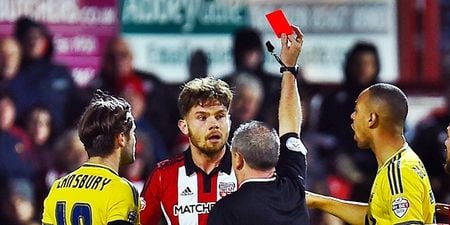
[386,164,434,224]
[107,179,141,224]
[41,182,57,224]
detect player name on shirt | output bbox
[56,173,111,190]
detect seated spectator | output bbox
[8,16,76,134]
[0,37,21,89]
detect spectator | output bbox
[8,16,76,133]
[0,176,37,225]
[228,73,264,140]
[0,37,21,89]
[23,106,53,215]
[10,179,39,225]
[90,36,178,152]
[0,92,37,223]
[188,49,208,80]
[45,128,87,187]
[223,26,280,129]
[309,42,380,203]
[119,80,168,163]
[119,85,169,193]
[0,91,34,181]
[409,83,450,204]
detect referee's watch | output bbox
[280,65,299,75]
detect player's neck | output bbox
[88,156,119,174]
[372,134,406,167]
[190,146,226,174]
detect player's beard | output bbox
[188,126,227,157]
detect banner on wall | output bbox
[121,0,398,84]
[0,0,119,87]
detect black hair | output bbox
[343,42,380,88]
[368,83,408,128]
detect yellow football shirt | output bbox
[42,162,140,225]
[366,144,435,225]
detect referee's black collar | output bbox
[184,144,232,176]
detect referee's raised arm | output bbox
[278,26,303,137]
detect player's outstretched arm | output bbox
[279,26,303,137]
[436,203,449,216]
[306,191,367,225]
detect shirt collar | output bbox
[378,142,409,172]
[240,177,277,187]
[184,144,232,176]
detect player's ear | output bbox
[116,132,126,147]
[368,112,378,128]
[178,119,188,135]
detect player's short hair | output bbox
[367,83,408,127]
[78,89,133,157]
[178,77,232,118]
[231,121,280,170]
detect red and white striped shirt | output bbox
[140,147,237,225]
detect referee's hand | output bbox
[280,25,303,67]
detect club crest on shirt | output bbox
[392,197,410,218]
[218,182,235,197]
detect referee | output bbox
[207,26,309,225]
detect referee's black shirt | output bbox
[207,133,309,225]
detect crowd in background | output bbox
[0,16,448,225]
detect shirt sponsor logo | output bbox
[180,187,194,196]
[392,197,410,218]
[218,182,235,197]
[173,202,215,216]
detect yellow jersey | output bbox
[366,144,436,225]
[42,162,140,225]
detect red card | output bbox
[265,9,293,38]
